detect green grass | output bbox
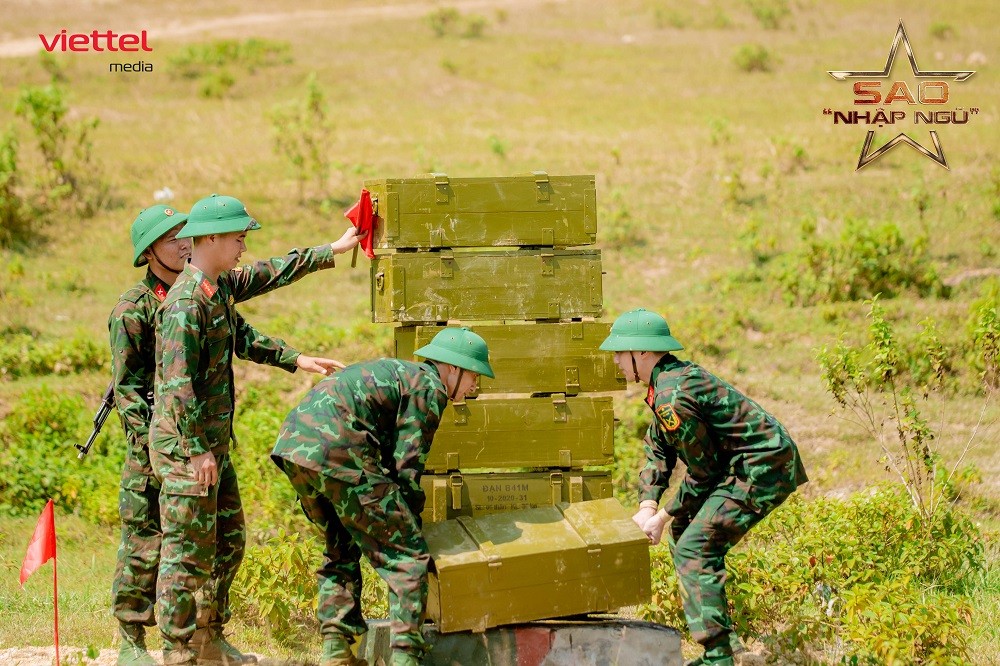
[0,0,998,660]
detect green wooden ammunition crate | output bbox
[420,470,613,524]
[371,249,603,323]
[365,173,596,249]
[426,395,614,472]
[424,498,651,633]
[395,322,625,395]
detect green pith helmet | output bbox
[130,205,189,267]
[176,194,261,239]
[599,308,684,352]
[415,327,495,378]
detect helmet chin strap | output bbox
[449,367,466,401]
[631,352,641,384]
[149,247,185,276]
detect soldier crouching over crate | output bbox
[600,309,807,666]
[270,328,495,666]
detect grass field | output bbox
[0,0,997,662]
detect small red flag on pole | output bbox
[20,499,59,664]
[345,188,377,266]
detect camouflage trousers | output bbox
[276,459,430,656]
[112,476,161,627]
[667,481,790,655]
[151,449,246,649]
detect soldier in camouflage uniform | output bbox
[600,309,807,666]
[110,205,192,666]
[148,193,362,666]
[270,328,495,666]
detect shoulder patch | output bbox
[655,403,681,432]
[199,279,217,298]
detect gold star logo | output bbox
[828,20,975,170]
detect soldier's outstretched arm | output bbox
[109,302,153,450]
[232,310,300,372]
[226,226,362,303]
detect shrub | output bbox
[774,218,945,306]
[599,188,647,249]
[269,73,334,203]
[14,84,108,217]
[930,22,956,40]
[425,7,489,38]
[745,0,790,30]
[734,44,774,73]
[640,486,983,662]
[232,529,320,640]
[0,332,108,379]
[0,128,35,249]
[0,385,121,524]
[168,38,292,79]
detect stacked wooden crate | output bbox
[367,172,625,524]
[366,173,649,632]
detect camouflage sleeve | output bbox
[109,301,151,451]
[637,421,677,504]
[233,310,300,372]
[392,389,446,517]
[158,298,210,457]
[656,383,726,519]
[227,244,336,303]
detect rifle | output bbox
[76,383,115,460]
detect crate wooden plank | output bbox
[425,395,614,472]
[395,322,624,395]
[424,499,651,632]
[420,470,613,524]
[366,173,597,249]
[370,249,603,323]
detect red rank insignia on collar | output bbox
[645,383,655,406]
[154,283,167,301]
[199,278,217,298]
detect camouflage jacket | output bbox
[639,354,807,517]
[150,245,337,459]
[271,359,448,516]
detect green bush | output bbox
[232,529,320,639]
[733,44,773,73]
[425,7,489,38]
[14,84,109,217]
[168,39,292,79]
[0,127,35,249]
[640,486,983,662]
[0,385,121,524]
[774,218,945,306]
[269,73,333,202]
[745,0,790,30]
[0,332,108,379]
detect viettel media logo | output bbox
[39,29,151,52]
[825,21,977,171]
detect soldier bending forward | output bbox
[271,328,494,666]
[601,309,807,666]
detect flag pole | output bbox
[52,507,60,666]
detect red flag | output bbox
[345,188,376,260]
[20,499,56,586]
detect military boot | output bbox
[320,634,368,666]
[162,646,199,666]
[192,626,258,665]
[117,624,156,666]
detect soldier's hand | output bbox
[641,510,668,545]
[330,226,364,255]
[191,451,218,487]
[632,506,657,531]
[296,355,346,376]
